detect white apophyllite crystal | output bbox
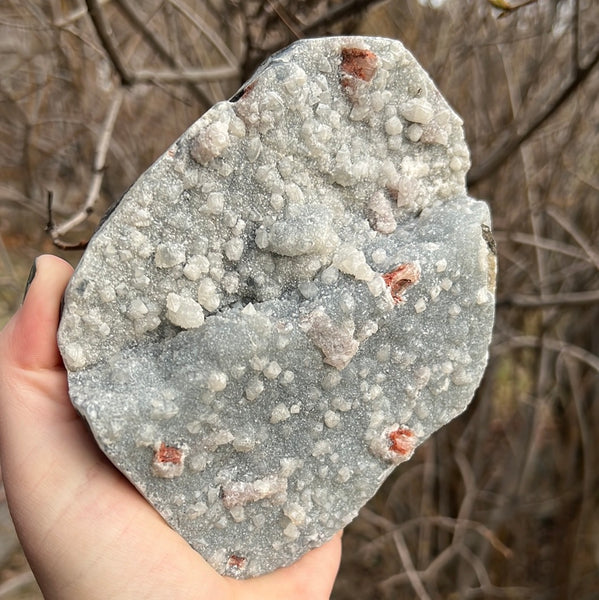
[166,293,204,329]
[155,243,186,268]
[400,99,435,124]
[197,278,220,312]
[191,121,231,165]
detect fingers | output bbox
[3,254,73,371]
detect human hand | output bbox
[0,255,342,600]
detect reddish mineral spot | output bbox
[340,48,378,82]
[241,81,256,100]
[382,263,420,304]
[155,442,183,464]
[388,427,416,456]
[228,555,247,569]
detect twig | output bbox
[359,507,395,531]
[260,0,386,54]
[131,65,239,84]
[545,205,599,271]
[0,569,36,597]
[563,156,599,192]
[463,585,534,599]
[416,442,435,569]
[468,44,599,185]
[0,235,16,282]
[392,529,432,600]
[453,448,480,590]
[573,0,580,70]
[505,40,554,504]
[0,185,47,218]
[113,0,213,106]
[266,0,303,41]
[563,357,596,599]
[46,190,54,232]
[302,0,387,35]
[380,543,458,591]
[361,509,512,559]
[46,196,89,250]
[85,0,132,86]
[49,88,124,247]
[166,0,239,68]
[460,541,531,598]
[454,449,478,525]
[458,544,493,589]
[492,335,599,374]
[83,0,238,97]
[54,0,110,28]
[496,289,599,308]
[492,230,590,262]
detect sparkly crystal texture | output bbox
[58,37,495,578]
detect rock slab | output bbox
[58,36,496,578]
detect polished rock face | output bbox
[58,36,496,578]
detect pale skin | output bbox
[0,255,342,600]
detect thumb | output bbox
[3,254,73,371]
[232,531,343,599]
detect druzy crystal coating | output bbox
[58,37,495,578]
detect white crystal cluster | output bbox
[58,37,495,578]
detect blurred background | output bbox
[1,0,598,598]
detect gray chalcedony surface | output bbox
[58,36,496,578]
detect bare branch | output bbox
[392,529,433,600]
[361,509,512,559]
[467,44,599,185]
[302,0,388,35]
[458,544,493,590]
[85,0,132,86]
[493,230,590,262]
[563,358,597,600]
[460,544,532,599]
[131,65,239,84]
[381,543,458,591]
[53,0,109,28]
[573,0,580,69]
[260,0,387,54]
[492,335,599,374]
[463,585,534,599]
[113,0,213,106]
[0,569,36,598]
[546,205,599,271]
[265,0,303,41]
[0,234,16,283]
[166,0,239,68]
[0,185,47,217]
[497,289,599,308]
[49,87,124,246]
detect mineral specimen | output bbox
[58,36,496,578]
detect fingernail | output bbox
[22,258,38,303]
